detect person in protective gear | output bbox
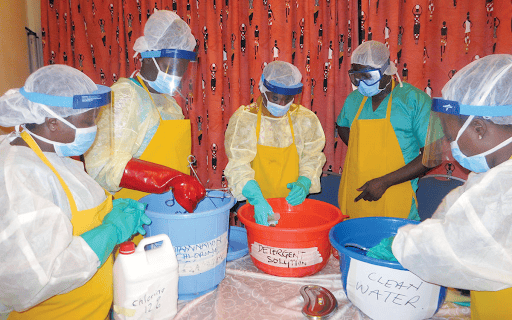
[84,10,205,214]
[392,54,512,320]
[337,41,431,220]
[0,65,151,319]
[224,61,326,226]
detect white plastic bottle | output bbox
[113,234,179,320]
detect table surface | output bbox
[175,255,471,320]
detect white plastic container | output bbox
[113,234,179,320]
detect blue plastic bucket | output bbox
[329,217,447,320]
[140,190,235,300]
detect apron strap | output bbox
[20,131,79,214]
[136,75,163,121]
[385,78,396,120]
[354,78,396,122]
[256,102,295,144]
[354,96,368,122]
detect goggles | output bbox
[348,59,390,87]
[19,85,112,109]
[422,97,512,168]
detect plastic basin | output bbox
[140,190,235,300]
[238,198,347,277]
[329,217,447,320]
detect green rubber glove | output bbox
[407,199,421,221]
[81,198,151,267]
[286,176,311,206]
[242,180,274,226]
[366,236,398,262]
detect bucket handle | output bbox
[165,196,176,208]
[344,243,369,252]
[136,234,173,253]
[164,188,235,209]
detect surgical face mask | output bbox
[24,113,97,157]
[141,57,182,95]
[357,81,383,97]
[450,115,512,173]
[264,92,293,117]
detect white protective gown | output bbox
[0,134,104,312]
[392,159,512,291]
[84,77,184,193]
[224,103,326,201]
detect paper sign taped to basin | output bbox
[174,232,228,276]
[250,242,323,268]
[347,259,441,320]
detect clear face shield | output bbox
[259,74,303,117]
[422,107,453,168]
[18,85,113,157]
[422,98,512,168]
[140,49,198,104]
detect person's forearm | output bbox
[382,152,429,187]
[337,125,350,146]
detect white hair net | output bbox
[133,10,196,53]
[351,41,397,75]
[442,54,512,125]
[0,65,99,127]
[259,61,302,90]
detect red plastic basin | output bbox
[238,198,348,277]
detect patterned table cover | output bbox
[175,255,471,320]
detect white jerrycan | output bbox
[113,234,179,320]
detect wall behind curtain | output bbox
[41,0,359,188]
[41,0,512,188]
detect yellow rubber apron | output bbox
[338,80,414,219]
[251,103,299,199]
[9,132,114,320]
[471,287,512,320]
[114,75,192,202]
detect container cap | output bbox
[119,241,136,254]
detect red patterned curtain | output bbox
[360,0,511,96]
[41,0,358,188]
[41,0,512,188]
[359,0,512,179]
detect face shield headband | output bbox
[261,74,303,96]
[19,85,112,109]
[140,48,197,61]
[422,98,512,168]
[431,98,512,117]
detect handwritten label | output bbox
[174,232,228,276]
[346,259,441,320]
[114,281,177,319]
[250,242,323,268]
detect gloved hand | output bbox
[407,205,421,221]
[366,236,397,262]
[119,158,206,212]
[81,198,151,266]
[242,180,274,226]
[286,176,311,206]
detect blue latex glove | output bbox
[242,180,274,226]
[366,236,398,261]
[81,198,151,266]
[286,176,311,206]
